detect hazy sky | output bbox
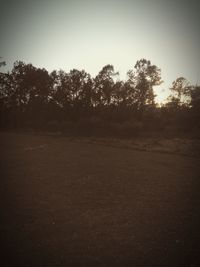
[0,0,200,102]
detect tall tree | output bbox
[50,69,92,117]
[127,59,162,112]
[50,70,71,109]
[169,77,190,106]
[93,65,118,106]
[2,61,53,126]
[68,69,91,106]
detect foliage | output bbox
[169,77,191,106]
[0,59,199,136]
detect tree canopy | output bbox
[0,58,199,136]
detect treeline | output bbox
[0,58,199,137]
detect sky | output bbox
[0,0,200,103]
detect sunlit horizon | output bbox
[1,0,200,103]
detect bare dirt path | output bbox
[1,132,200,266]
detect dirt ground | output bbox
[0,132,200,267]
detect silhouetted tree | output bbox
[50,69,93,120]
[112,80,127,106]
[68,69,91,107]
[126,59,162,113]
[169,77,190,107]
[1,58,199,136]
[50,70,71,109]
[93,65,118,106]
[1,61,53,126]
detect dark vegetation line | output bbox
[0,58,199,137]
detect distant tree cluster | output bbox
[0,59,199,137]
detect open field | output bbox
[0,132,200,266]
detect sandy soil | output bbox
[0,132,200,266]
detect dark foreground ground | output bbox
[0,132,200,267]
